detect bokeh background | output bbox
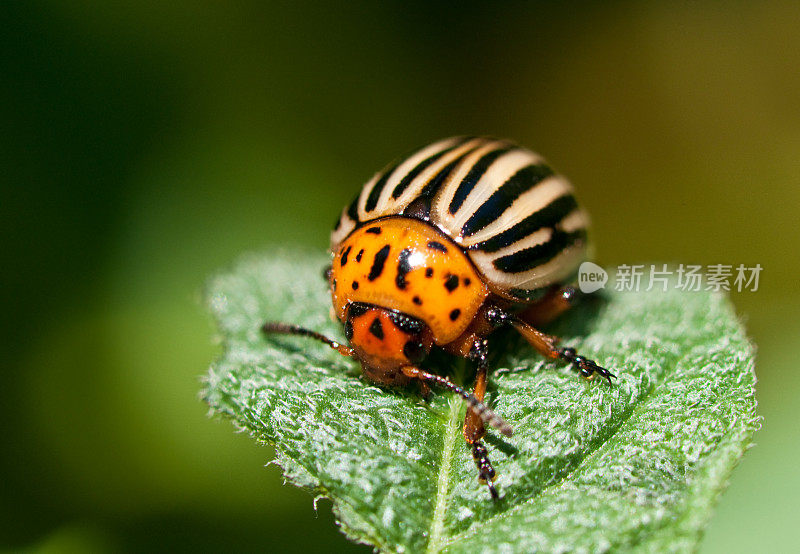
[3,2,799,552]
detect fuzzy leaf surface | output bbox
[203,251,758,553]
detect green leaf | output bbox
[202,250,759,553]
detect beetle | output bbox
[262,136,615,499]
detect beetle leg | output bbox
[400,365,512,437]
[463,340,489,444]
[464,340,502,500]
[471,440,498,500]
[485,307,616,385]
[261,322,355,358]
[555,346,616,384]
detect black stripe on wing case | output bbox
[471,194,578,253]
[365,162,400,213]
[492,229,586,273]
[390,141,465,200]
[461,163,554,237]
[447,147,514,215]
[418,143,481,199]
[346,195,360,222]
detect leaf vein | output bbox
[427,393,466,553]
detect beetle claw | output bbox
[558,347,616,385]
[471,441,500,500]
[485,479,499,501]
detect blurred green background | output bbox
[2,1,798,552]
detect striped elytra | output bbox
[331,137,589,300]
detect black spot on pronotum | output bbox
[352,281,359,290]
[369,317,384,339]
[344,319,354,340]
[412,296,422,305]
[427,240,448,253]
[340,245,352,266]
[444,274,459,292]
[365,226,382,235]
[425,268,434,278]
[355,249,364,262]
[403,341,426,364]
[396,247,413,290]
[368,245,391,281]
[449,309,461,321]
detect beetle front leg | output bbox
[463,340,500,500]
[485,307,616,385]
[443,333,503,500]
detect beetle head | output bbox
[344,302,433,385]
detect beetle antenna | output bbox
[401,366,513,437]
[261,322,354,358]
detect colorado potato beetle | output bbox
[263,136,615,499]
